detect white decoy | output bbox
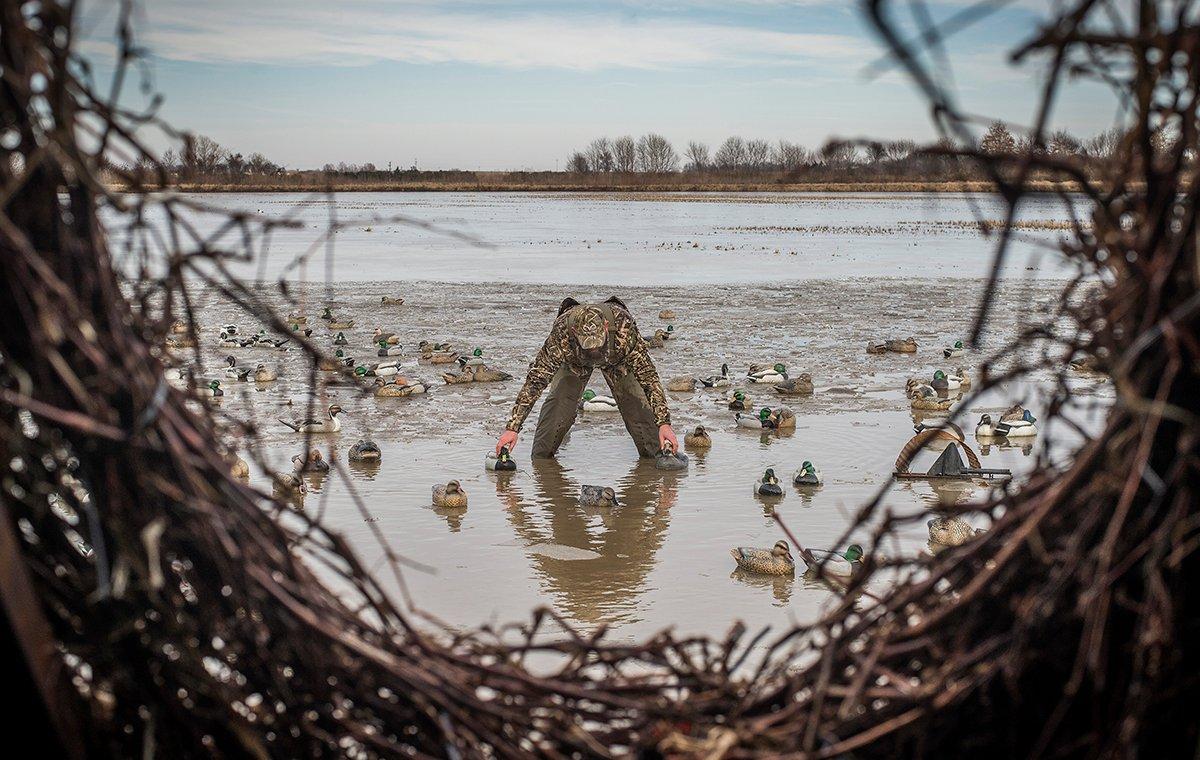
[279,404,344,433]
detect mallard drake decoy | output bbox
[753,469,784,497]
[579,389,618,411]
[805,544,864,582]
[943,340,965,359]
[381,296,405,306]
[730,540,794,575]
[376,338,405,357]
[253,364,278,383]
[373,327,400,345]
[320,306,335,321]
[736,408,770,429]
[459,348,486,369]
[485,446,517,472]
[667,376,696,392]
[198,380,224,398]
[774,373,813,396]
[727,390,752,411]
[748,363,788,384]
[230,455,250,482]
[930,369,961,392]
[700,363,731,388]
[684,425,711,448]
[349,439,381,461]
[658,309,676,320]
[995,407,1038,437]
[792,460,821,486]
[432,480,467,508]
[333,332,349,346]
[579,485,620,507]
[291,324,313,337]
[368,360,401,378]
[221,323,239,335]
[279,404,343,433]
[294,449,330,473]
[319,349,355,371]
[660,325,675,340]
[928,516,983,547]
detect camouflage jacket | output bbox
[505,299,670,432]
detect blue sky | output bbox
[79,1,1118,170]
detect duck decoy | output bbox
[218,332,240,348]
[579,485,620,507]
[654,444,689,470]
[727,390,752,411]
[485,446,517,472]
[666,376,696,392]
[930,369,962,392]
[684,425,712,449]
[319,349,355,371]
[374,378,427,397]
[579,389,618,411]
[381,296,405,306]
[995,407,1038,437]
[766,407,796,429]
[279,404,344,433]
[804,544,865,582]
[748,363,788,384]
[774,373,814,396]
[333,332,349,346]
[792,460,822,486]
[253,364,278,383]
[736,408,771,429]
[349,439,382,462]
[752,468,784,497]
[472,366,513,383]
[329,318,355,330]
[730,540,795,575]
[294,449,330,473]
[377,339,404,357]
[230,455,250,482]
[943,340,965,359]
[432,480,467,508]
[928,516,983,547]
[658,309,676,320]
[373,327,400,346]
[198,380,224,398]
[700,363,731,388]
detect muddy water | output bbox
[182,276,1110,642]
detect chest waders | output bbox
[530,303,662,459]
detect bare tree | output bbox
[684,141,710,171]
[818,139,857,167]
[979,122,1017,155]
[182,134,227,174]
[567,151,590,174]
[586,138,614,173]
[771,140,809,170]
[714,136,747,171]
[866,141,888,163]
[883,140,917,161]
[613,136,636,173]
[1083,127,1123,159]
[1047,129,1081,155]
[746,139,771,170]
[635,133,678,173]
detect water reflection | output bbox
[493,458,677,625]
[729,568,794,606]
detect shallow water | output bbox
[177,274,1111,642]
[115,191,1087,285]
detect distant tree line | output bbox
[148,135,285,179]
[566,124,1132,178]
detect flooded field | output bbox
[116,190,1088,285]
[173,269,1110,643]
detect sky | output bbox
[78,0,1119,171]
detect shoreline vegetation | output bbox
[110,122,1119,194]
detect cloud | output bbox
[122,1,861,71]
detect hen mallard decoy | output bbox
[471,366,513,383]
[730,540,795,575]
[253,364,278,383]
[432,480,467,508]
[349,439,381,461]
[748,363,788,384]
[867,337,918,354]
[909,383,953,412]
[658,309,676,320]
[328,318,355,330]
[286,311,307,325]
[928,516,983,547]
[700,363,731,388]
[579,485,620,507]
[792,460,821,486]
[375,377,427,397]
[643,332,665,348]
[381,296,405,306]
[579,389,618,411]
[230,455,250,482]
[943,340,965,359]
[279,404,343,433]
[766,407,796,429]
[684,425,712,449]
[667,376,696,392]
[752,468,784,497]
[293,449,330,473]
[418,340,453,353]
[273,470,307,501]
[170,319,190,335]
[485,446,517,472]
[373,327,400,346]
[727,390,752,411]
[774,373,813,396]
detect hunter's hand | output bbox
[658,424,678,452]
[496,429,518,455]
